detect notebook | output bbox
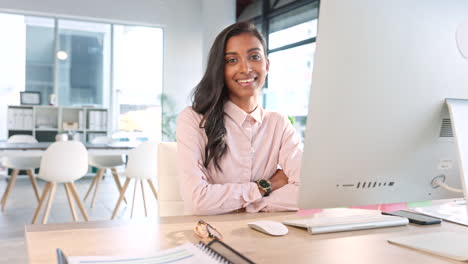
[283,213,409,234]
[57,239,255,264]
[388,232,468,261]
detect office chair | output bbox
[84,136,126,208]
[0,135,41,211]
[32,141,89,224]
[157,142,186,216]
[111,141,158,219]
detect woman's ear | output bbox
[266,58,270,72]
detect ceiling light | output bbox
[56,50,68,60]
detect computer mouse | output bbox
[248,220,289,236]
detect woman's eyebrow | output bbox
[225,48,262,56]
[248,47,261,53]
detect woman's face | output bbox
[224,33,269,102]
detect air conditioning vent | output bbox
[354,181,395,189]
[439,118,453,137]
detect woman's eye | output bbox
[251,54,262,60]
[226,58,237,64]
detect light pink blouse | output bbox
[176,100,302,215]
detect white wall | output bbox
[202,0,236,70]
[0,0,235,131]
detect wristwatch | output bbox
[256,179,272,197]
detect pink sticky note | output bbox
[379,203,407,212]
[350,203,407,212]
[351,204,380,210]
[297,208,323,217]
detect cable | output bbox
[433,178,464,193]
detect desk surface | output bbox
[0,142,136,150]
[25,211,466,264]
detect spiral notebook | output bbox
[57,239,255,264]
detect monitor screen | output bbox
[299,0,468,209]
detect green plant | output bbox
[159,93,177,141]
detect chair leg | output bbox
[111,168,127,204]
[91,169,105,208]
[1,169,19,211]
[26,169,41,202]
[111,178,131,220]
[32,182,52,224]
[141,180,147,217]
[83,168,101,201]
[68,182,89,221]
[147,179,158,200]
[42,183,57,224]
[64,184,78,222]
[131,180,139,219]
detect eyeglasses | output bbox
[194,220,223,242]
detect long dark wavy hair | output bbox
[191,22,267,170]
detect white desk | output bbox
[0,142,136,157]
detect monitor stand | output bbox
[412,99,468,226]
[446,98,468,214]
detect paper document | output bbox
[412,200,468,226]
[388,232,468,261]
[67,243,222,264]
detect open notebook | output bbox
[57,239,255,264]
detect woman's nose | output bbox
[239,59,252,73]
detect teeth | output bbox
[237,78,254,83]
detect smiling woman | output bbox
[224,32,269,111]
[176,22,303,216]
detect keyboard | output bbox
[283,213,409,234]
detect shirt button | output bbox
[251,147,255,153]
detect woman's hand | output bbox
[256,169,289,196]
[270,169,288,191]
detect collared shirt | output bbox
[176,100,302,215]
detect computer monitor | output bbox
[299,0,468,209]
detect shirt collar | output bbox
[224,100,263,126]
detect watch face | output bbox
[259,179,270,188]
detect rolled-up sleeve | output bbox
[248,114,302,212]
[176,107,263,215]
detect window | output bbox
[25,16,55,106]
[266,42,315,116]
[238,0,319,142]
[113,25,164,142]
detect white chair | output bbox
[111,141,158,219]
[0,135,41,211]
[32,141,89,224]
[84,136,126,208]
[157,142,186,217]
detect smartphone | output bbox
[382,210,441,225]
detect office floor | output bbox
[0,171,159,264]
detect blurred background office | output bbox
[0,0,318,148]
[0,1,318,262]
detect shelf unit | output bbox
[7,105,108,143]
